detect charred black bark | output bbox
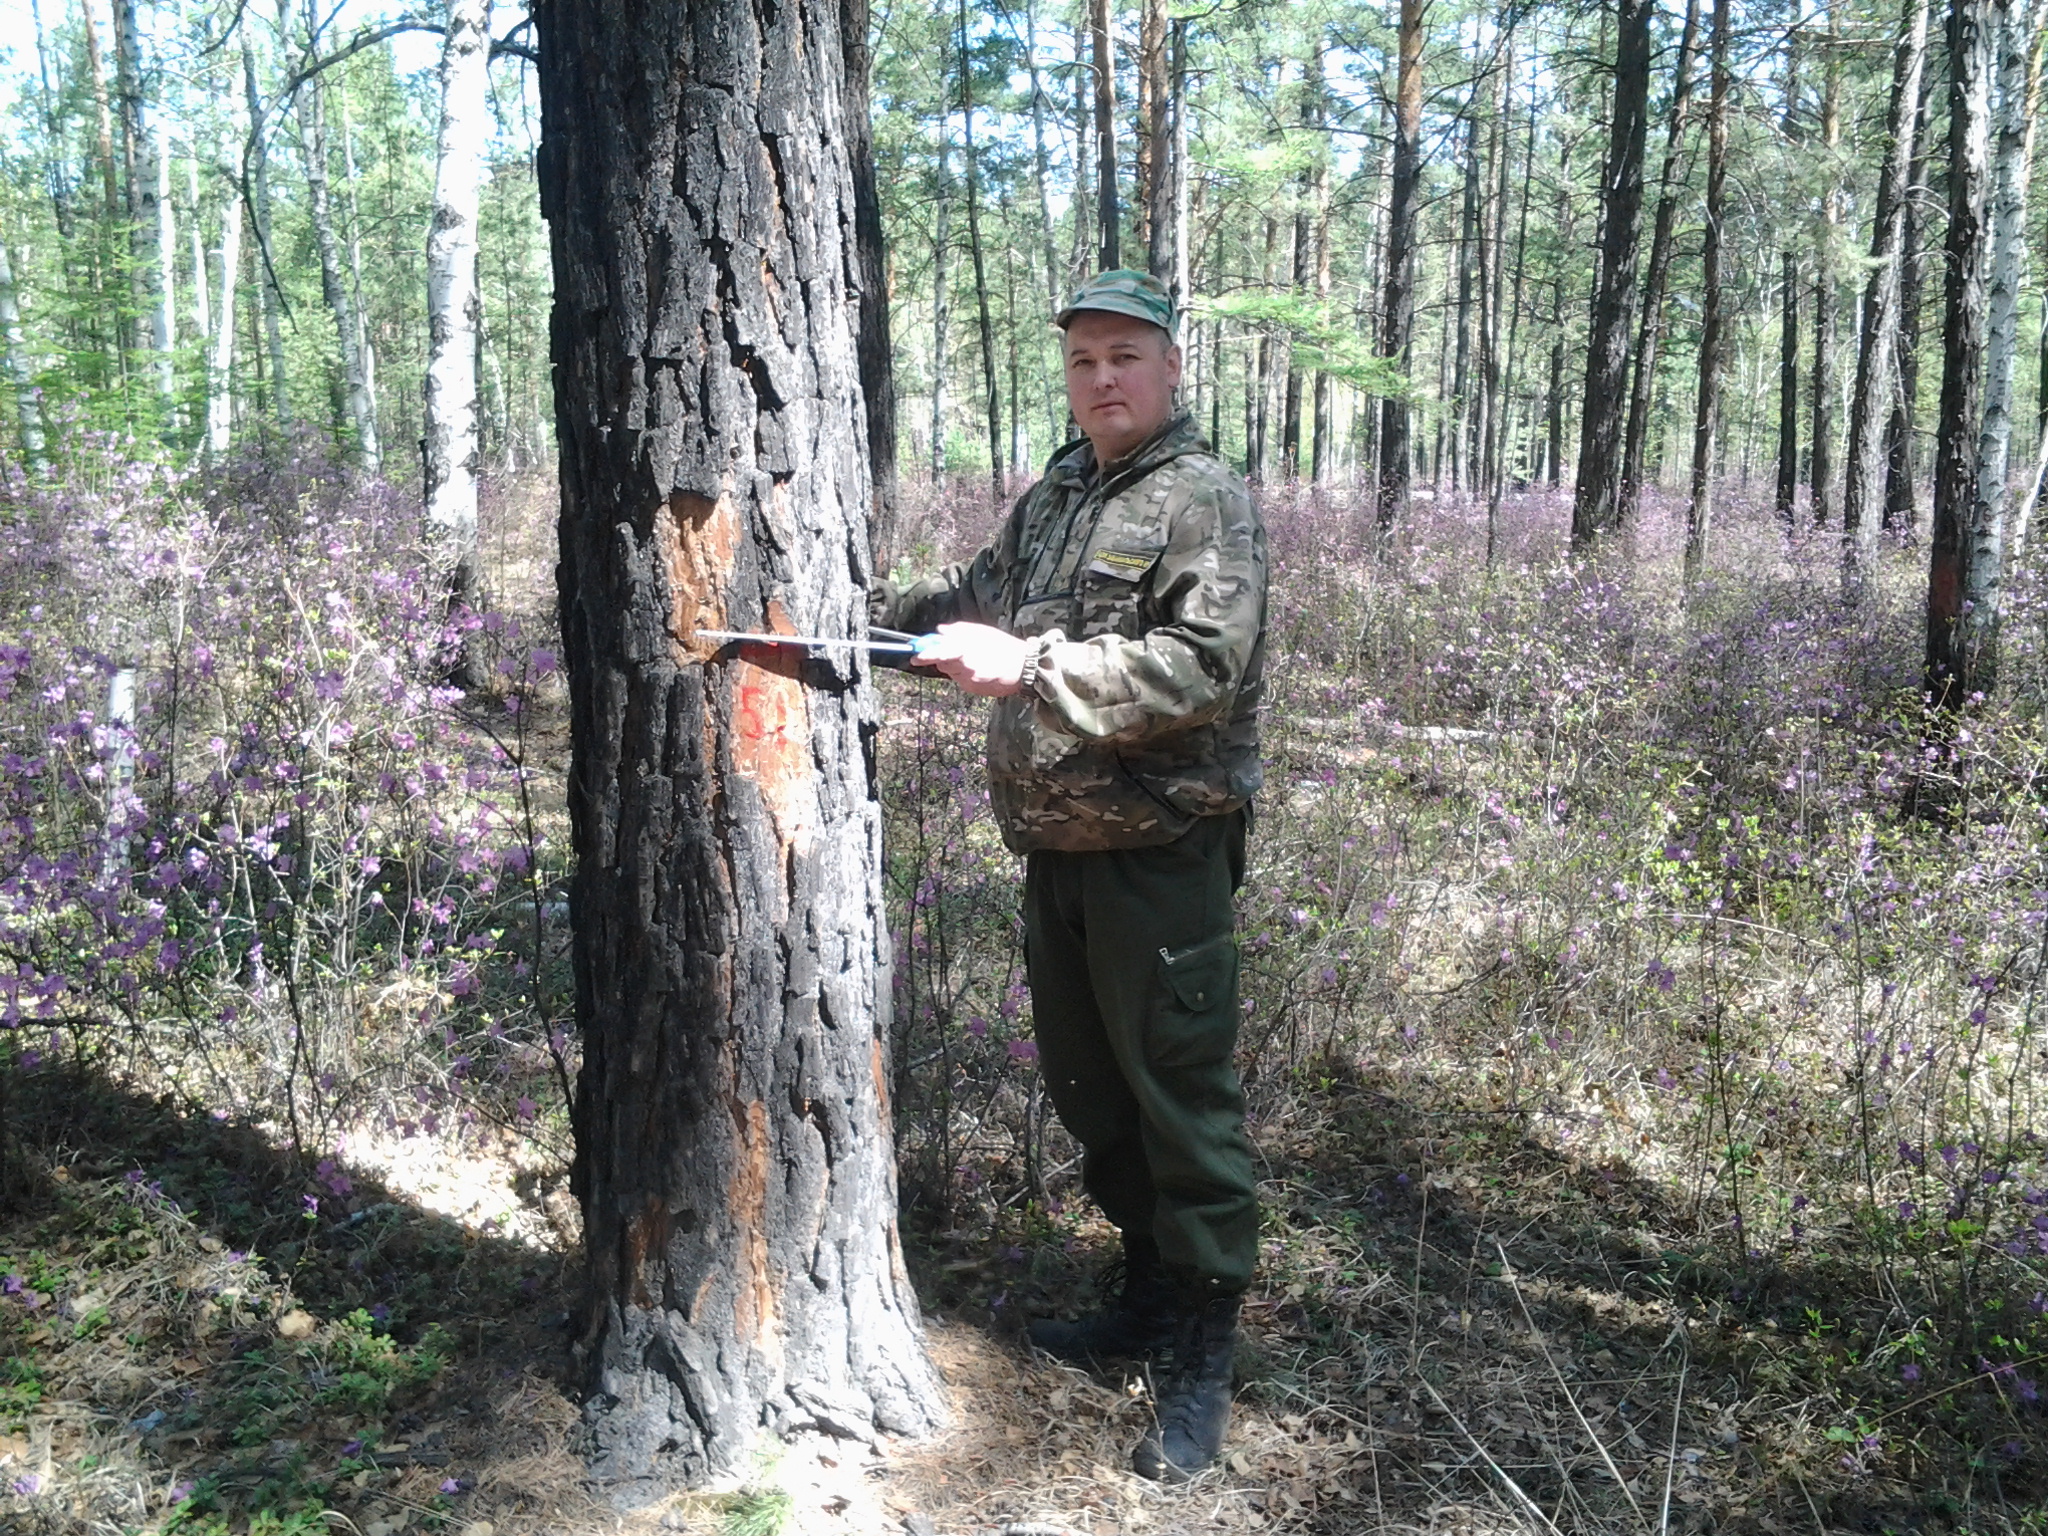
[537,0,946,1499]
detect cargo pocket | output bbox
[1147,933,1239,1069]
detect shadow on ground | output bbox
[0,1066,596,1536]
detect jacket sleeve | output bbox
[1027,475,1264,746]
[867,493,1030,634]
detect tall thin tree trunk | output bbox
[294,0,379,472]
[1571,0,1653,548]
[1480,48,1511,495]
[1777,251,1801,524]
[1070,20,1093,289]
[113,0,146,362]
[1925,0,1996,706]
[205,157,244,459]
[1620,0,1702,526]
[1091,0,1118,270]
[1171,21,1191,307]
[536,0,948,1488]
[1139,0,1168,273]
[1375,0,1425,537]
[1886,71,1935,533]
[1809,1,1842,526]
[843,0,900,566]
[244,29,291,430]
[1309,38,1332,484]
[1683,0,1732,581]
[1251,217,1275,483]
[424,0,492,612]
[930,59,952,485]
[187,154,210,359]
[1958,0,2042,682]
[1489,70,1536,559]
[1451,99,1480,495]
[147,116,176,404]
[0,240,45,471]
[1842,0,1931,585]
[1025,0,1062,318]
[958,0,1003,506]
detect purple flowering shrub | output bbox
[0,440,572,1168]
[881,471,2047,1469]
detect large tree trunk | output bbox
[1375,0,1424,536]
[1620,0,1702,526]
[1571,0,1653,550]
[1091,0,1118,270]
[1682,0,1732,581]
[1925,0,1996,706]
[535,0,947,1496]
[293,0,379,472]
[1171,20,1191,307]
[1776,251,1800,524]
[1841,0,1931,586]
[842,0,900,569]
[424,0,493,611]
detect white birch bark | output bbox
[0,237,45,470]
[206,158,244,458]
[145,116,176,400]
[243,28,290,427]
[187,151,209,348]
[1963,0,2042,652]
[424,0,493,602]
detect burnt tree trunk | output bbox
[1925,0,1995,706]
[1571,0,1653,550]
[1375,0,1424,536]
[536,0,947,1497]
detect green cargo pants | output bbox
[1024,808,1258,1297]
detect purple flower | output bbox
[1006,1040,1038,1063]
[12,1473,39,1495]
[1901,1363,1921,1382]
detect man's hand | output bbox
[914,622,1030,697]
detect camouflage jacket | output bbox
[874,414,1266,853]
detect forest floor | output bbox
[3,473,2045,1536]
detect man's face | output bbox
[1062,310,1182,464]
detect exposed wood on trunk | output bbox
[1841,0,1931,587]
[1571,0,1653,549]
[424,0,493,612]
[1620,0,1702,526]
[1375,0,1424,537]
[1925,0,1996,706]
[534,0,947,1491]
[1683,0,1732,582]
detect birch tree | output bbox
[424,0,494,609]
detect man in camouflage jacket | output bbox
[872,271,1266,1481]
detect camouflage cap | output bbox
[1055,269,1176,340]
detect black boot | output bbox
[1027,1236,1178,1363]
[1132,1294,1240,1482]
